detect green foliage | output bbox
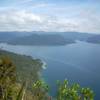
[16,82,27,100]
[32,80,94,100]
[32,80,50,100]
[56,80,94,100]
[81,88,94,100]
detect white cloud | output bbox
[0,10,42,31]
[0,10,77,32]
[0,9,100,34]
[78,9,100,33]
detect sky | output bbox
[0,0,100,34]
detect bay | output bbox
[0,41,100,99]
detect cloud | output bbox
[0,10,42,31]
[0,10,78,32]
[0,9,100,34]
[78,9,100,33]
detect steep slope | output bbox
[0,50,43,82]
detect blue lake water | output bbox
[0,41,100,99]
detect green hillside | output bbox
[0,50,43,83]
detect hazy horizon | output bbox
[0,31,99,35]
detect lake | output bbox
[0,41,100,99]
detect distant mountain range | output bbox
[0,32,99,45]
[86,35,100,44]
[7,34,74,45]
[0,32,17,43]
[61,32,95,41]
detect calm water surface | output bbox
[0,41,100,99]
